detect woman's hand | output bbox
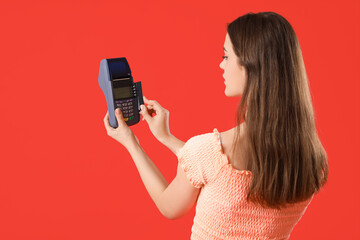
[140,96,171,143]
[104,108,139,149]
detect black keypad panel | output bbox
[115,98,136,121]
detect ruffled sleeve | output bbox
[176,131,226,188]
[176,136,205,188]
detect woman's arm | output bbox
[126,137,200,220]
[132,98,200,218]
[159,134,185,156]
[104,103,200,219]
[126,142,169,214]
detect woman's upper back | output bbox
[177,128,313,239]
[219,125,248,171]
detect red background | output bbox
[0,0,359,239]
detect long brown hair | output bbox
[227,12,329,209]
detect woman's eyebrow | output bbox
[224,47,227,52]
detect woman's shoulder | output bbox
[181,129,223,156]
[177,129,229,186]
[187,127,236,149]
[186,129,218,144]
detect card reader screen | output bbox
[113,87,132,99]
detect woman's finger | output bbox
[114,108,126,127]
[143,96,164,113]
[144,96,160,106]
[141,105,155,115]
[104,111,112,129]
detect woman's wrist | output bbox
[124,137,141,152]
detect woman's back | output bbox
[177,128,313,240]
[219,124,247,172]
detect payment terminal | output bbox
[98,57,144,128]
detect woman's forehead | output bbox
[224,34,232,52]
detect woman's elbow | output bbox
[159,208,183,220]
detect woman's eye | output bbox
[222,56,228,60]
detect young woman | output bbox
[103,11,328,240]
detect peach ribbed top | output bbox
[176,128,313,240]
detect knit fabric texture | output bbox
[176,128,313,240]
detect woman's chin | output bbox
[224,88,230,97]
[225,88,242,98]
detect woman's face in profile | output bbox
[219,33,247,97]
